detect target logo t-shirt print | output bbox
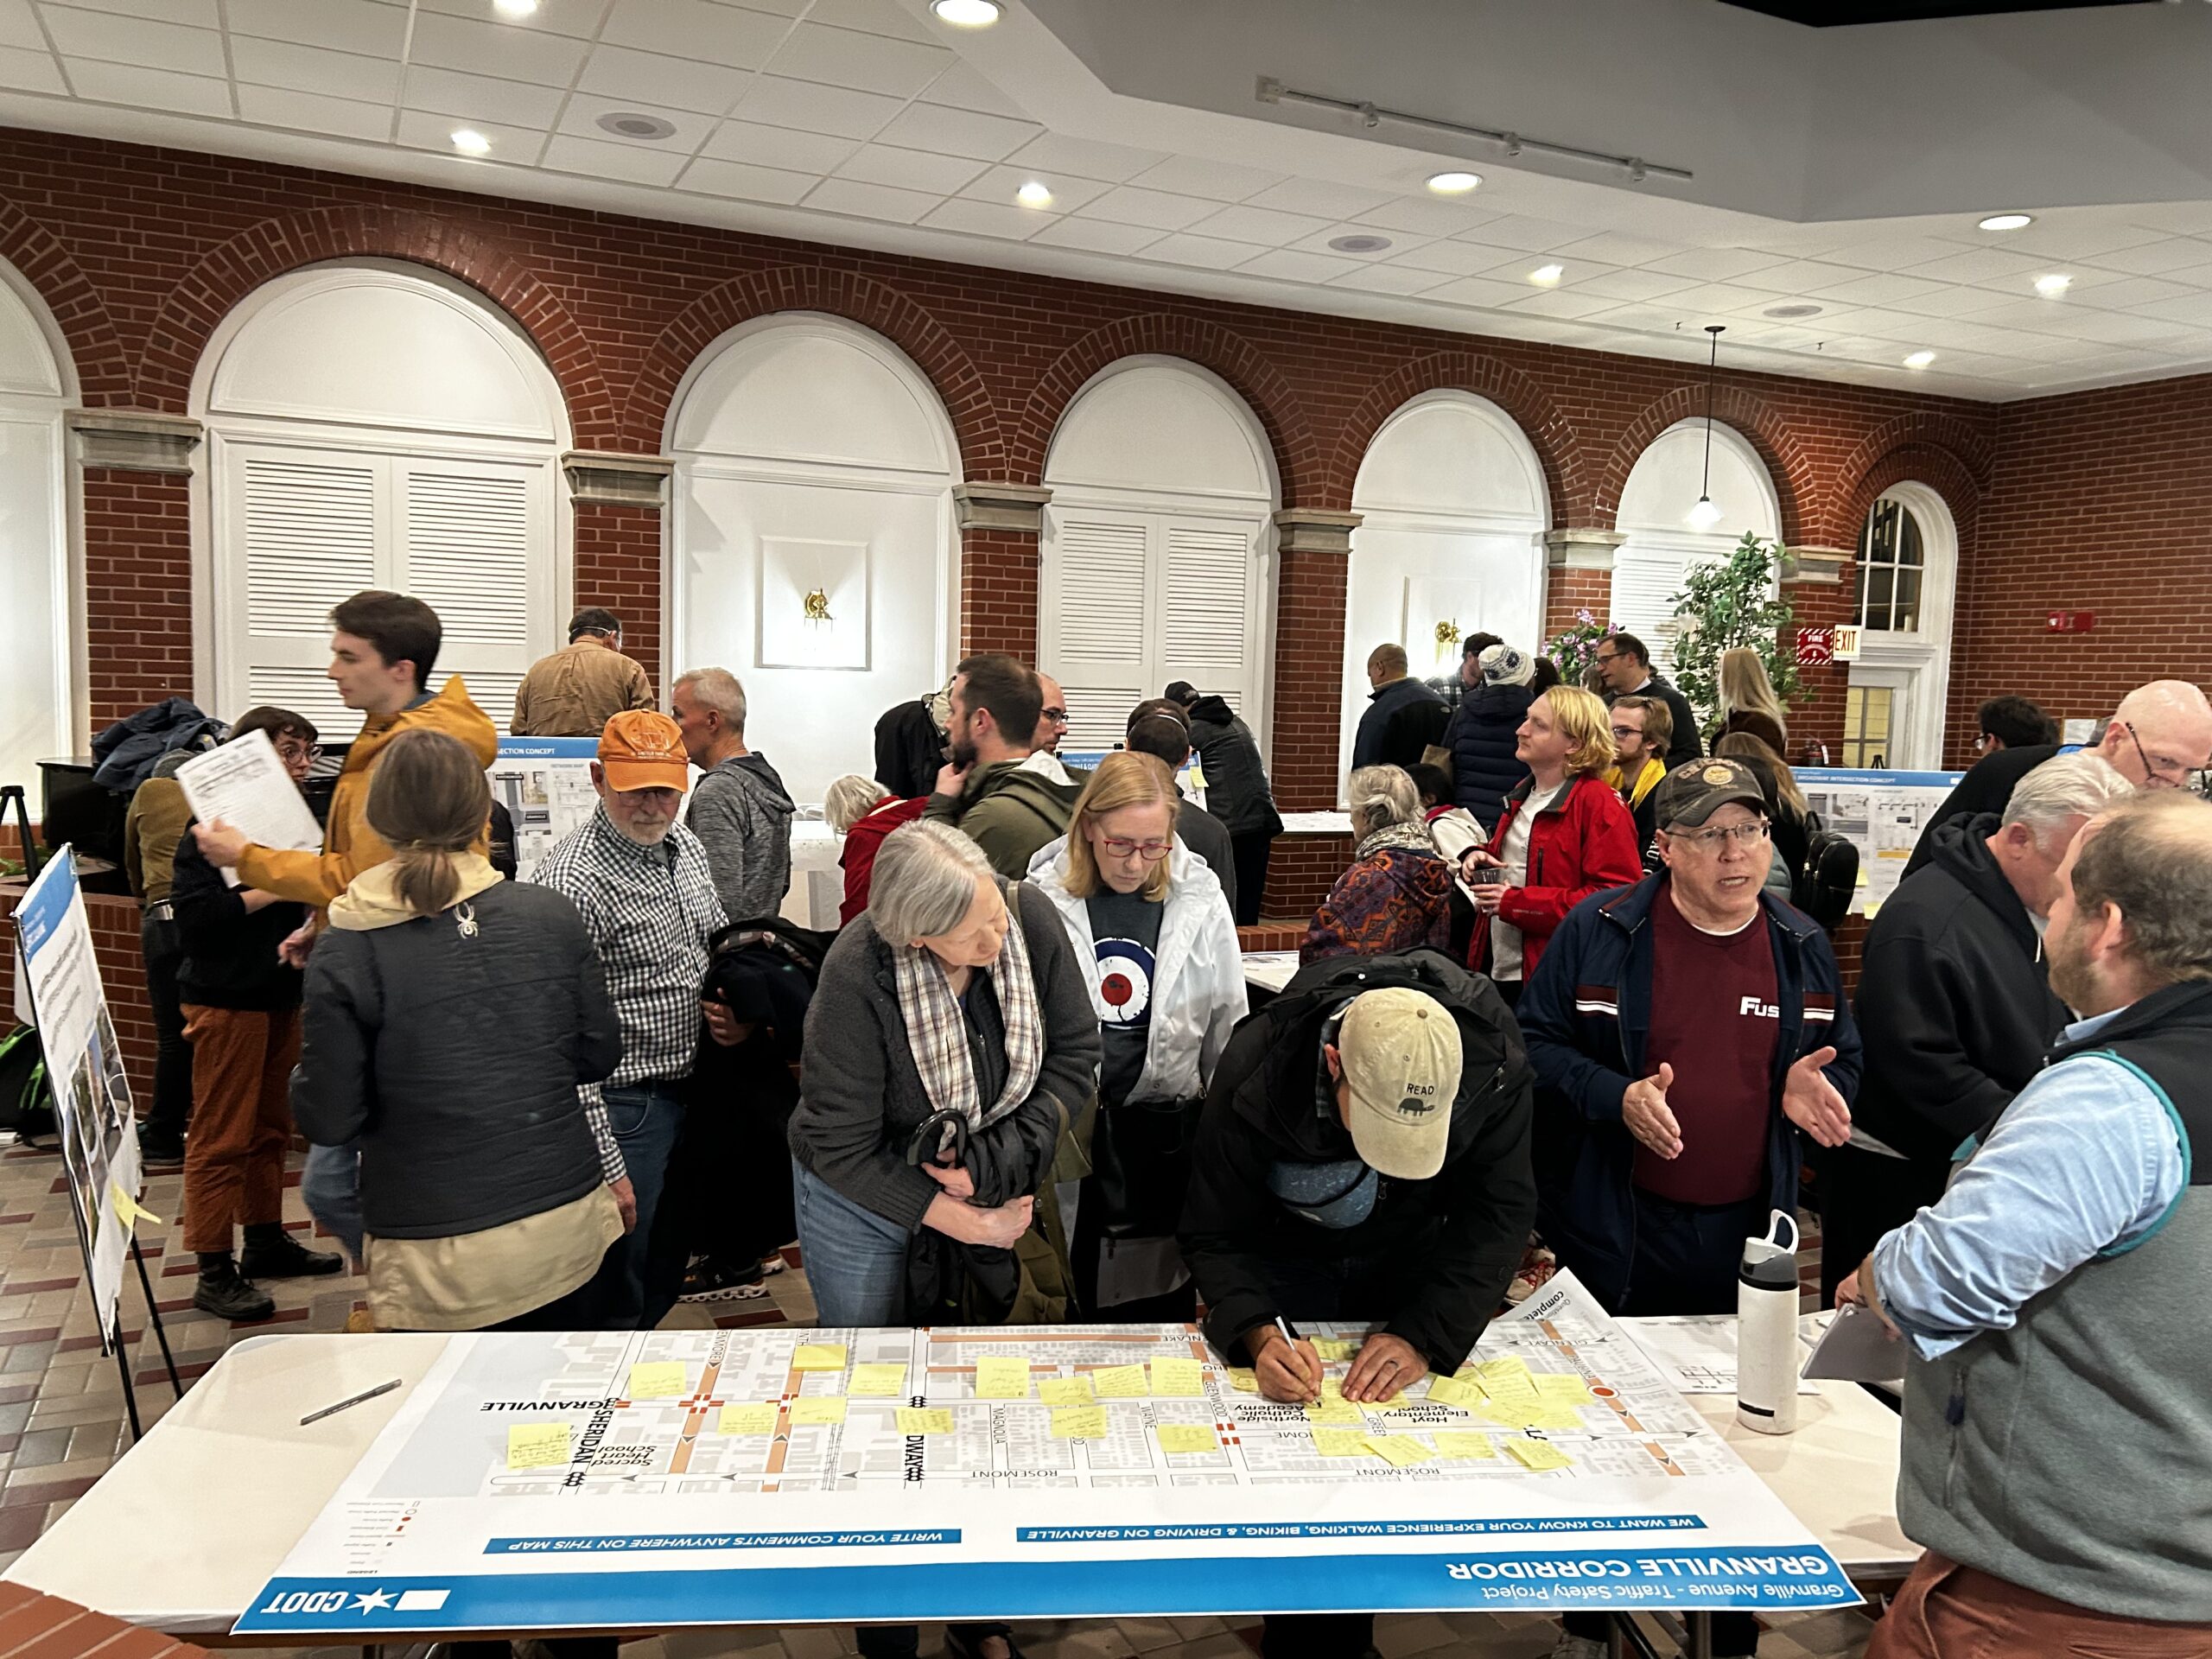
[1094,937,1156,1029]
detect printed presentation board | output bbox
[486,739,601,879]
[1795,767,1961,916]
[237,1274,1854,1636]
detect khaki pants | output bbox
[180,1005,299,1254]
[1868,1551,2212,1659]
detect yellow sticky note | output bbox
[974,1356,1031,1399]
[718,1403,778,1435]
[1535,1374,1594,1405]
[792,1343,849,1372]
[1506,1438,1573,1471]
[1051,1406,1109,1440]
[1433,1431,1496,1460]
[896,1408,954,1435]
[849,1364,908,1397]
[789,1396,847,1425]
[1478,1357,1538,1401]
[109,1183,165,1229]
[1227,1368,1258,1394]
[1362,1434,1434,1468]
[1149,1357,1205,1397]
[1092,1363,1148,1398]
[1313,1429,1370,1458]
[1039,1376,1096,1407]
[506,1421,571,1469]
[1155,1423,1218,1454]
[1304,1399,1365,1427]
[1479,1402,1543,1431]
[1311,1338,1357,1363]
[1425,1373,1483,1409]
[1529,1408,1585,1431]
[626,1362,688,1399]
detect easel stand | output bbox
[113,1233,185,1441]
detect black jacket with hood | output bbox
[1178,950,1536,1371]
[1184,694,1283,838]
[1445,681,1535,831]
[1853,812,2069,1166]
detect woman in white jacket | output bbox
[1028,751,1248,1320]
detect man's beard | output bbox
[949,735,980,770]
[2046,915,2094,1013]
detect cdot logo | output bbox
[256,1590,354,1616]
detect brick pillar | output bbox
[1541,528,1625,649]
[1783,544,1853,766]
[1268,509,1361,812]
[68,410,203,735]
[954,482,1052,659]
[565,452,675,694]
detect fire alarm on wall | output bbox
[2046,610,2097,633]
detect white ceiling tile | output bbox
[2014,308,2194,346]
[2137,292,2212,328]
[702,117,855,174]
[1552,231,1686,267]
[1139,233,1257,270]
[1126,155,1287,203]
[39,0,212,21]
[1802,270,1948,307]
[1505,288,1623,320]
[675,155,816,204]
[231,38,402,104]
[958,163,1109,214]
[557,97,714,149]
[404,65,567,129]
[1185,202,1333,246]
[1237,247,1363,283]
[41,5,223,74]
[1027,216,1163,256]
[1664,282,1781,315]
[1385,239,1519,276]
[1326,263,1449,297]
[1285,223,1431,260]
[1732,258,1871,295]
[579,46,754,115]
[2073,274,2196,309]
[224,0,404,56]
[1901,246,2051,285]
[918,197,1052,239]
[1414,275,1529,310]
[917,60,1027,119]
[835,143,985,194]
[720,0,806,15]
[802,175,941,224]
[410,12,589,85]
[0,0,36,48]
[0,42,61,90]
[1005,132,1166,183]
[1808,236,1974,273]
[804,0,934,42]
[1994,220,2169,262]
[1073,184,1217,232]
[1351,196,1492,238]
[395,108,547,159]
[236,82,393,142]
[1450,213,1587,251]
[411,0,605,35]
[767,22,950,98]
[1887,283,2020,319]
[874,101,1039,162]
[2123,201,2212,237]
[1639,247,1792,281]
[2083,237,2212,277]
[734,73,899,138]
[2156,261,2212,291]
[601,0,787,70]
[543,132,691,185]
[63,55,230,114]
[1569,266,1700,302]
[1241,177,1393,220]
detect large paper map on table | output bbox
[237,1274,1855,1634]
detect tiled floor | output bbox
[0,1137,1878,1657]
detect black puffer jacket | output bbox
[1185,695,1283,838]
[1446,682,1534,832]
[292,880,622,1239]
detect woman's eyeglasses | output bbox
[1099,838,1173,861]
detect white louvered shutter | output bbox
[1162,519,1253,695]
[1045,512,1152,753]
[229,444,379,739]
[396,458,549,734]
[1609,543,1708,680]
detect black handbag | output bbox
[1087,1096,1205,1239]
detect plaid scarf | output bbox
[1356,818,1440,861]
[891,879,1044,1135]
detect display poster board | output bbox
[237,1272,1854,1636]
[486,739,601,880]
[1796,767,1961,917]
[10,849,142,1345]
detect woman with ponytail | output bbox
[293,729,626,1331]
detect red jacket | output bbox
[1468,772,1643,982]
[838,796,928,925]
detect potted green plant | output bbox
[1667,531,1802,728]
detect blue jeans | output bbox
[301,1140,365,1264]
[791,1159,911,1325]
[589,1083,687,1329]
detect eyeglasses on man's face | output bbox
[1670,819,1771,851]
[1099,837,1173,861]
[1610,725,1643,743]
[1043,707,1069,726]
[2121,721,2191,788]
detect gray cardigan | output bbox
[787,880,1101,1232]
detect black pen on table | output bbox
[301,1377,402,1426]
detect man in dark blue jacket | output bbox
[1517,757,1858,1659]
[1351,642,1446,772]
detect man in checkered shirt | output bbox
[532,709,730,1328]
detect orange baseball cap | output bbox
[598,710,690,792]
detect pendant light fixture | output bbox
[1686,324,1726,533]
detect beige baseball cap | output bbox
[1337,988,1463,1180]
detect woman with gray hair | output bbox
[1301,765,1455,964]
[826,772,929,926]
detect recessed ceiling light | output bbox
[931,0,1001,25]
[1978,213,2032,232]
[1016,180,1053,208]
[1330,234,1392,253]
[1903,350,1936,369]
[450,128,492,156]
[1425,171,1480,195]
[1762,303,1822,319]
[1529,264,1564,287]
[597,111,677,140]
[493,0,539,15]
[2034,272,2073,297]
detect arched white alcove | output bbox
[667,312,959,805]
[1343,391,1548,784]
[1845,481,1958,769]
[192,259,571,738]
[0,260,74,793]
[1039,357,1277,754]
[1612,420,1782,679]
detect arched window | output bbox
[0,260,72,792]
[1843,486,1957,769]
[1039,359,1277,754]
[668,313,958,805]
[1344,391,1548,784]
[194,261,569,736]
[1612,421,1782,680]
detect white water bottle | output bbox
[1735,1209,1802,1436]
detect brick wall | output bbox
[81,469,194,723]
[572,501,665,690]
